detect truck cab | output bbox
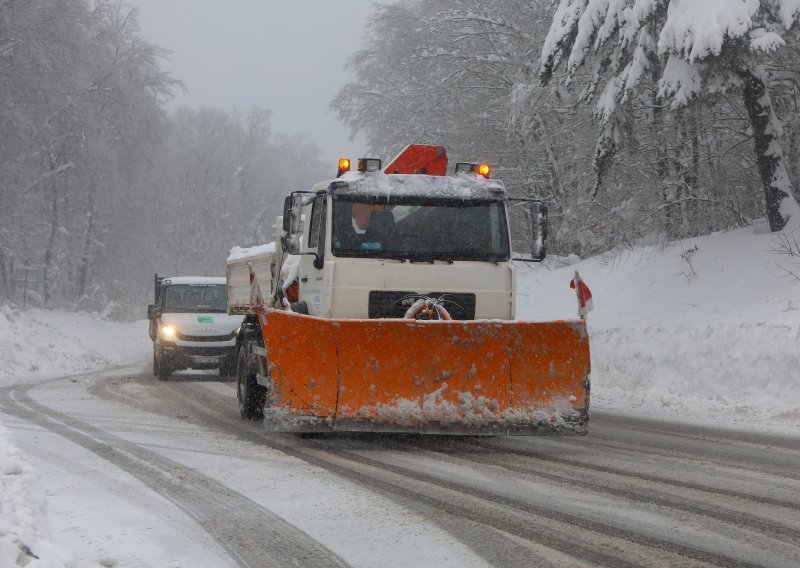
[279,165,545,321]
[147,275,244,380]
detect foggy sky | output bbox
[128,0,374,163]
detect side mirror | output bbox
[147,304,160,320]
[281,194,303,254]
[530,201,548,262]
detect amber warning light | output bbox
[455,162,491,178]
[337,158,351,177]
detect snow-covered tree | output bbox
[332,0,602,253]
[0,1,330,311]
[540,0,800,231]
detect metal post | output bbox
[14,267,41,308]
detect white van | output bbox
[147,275,243,380]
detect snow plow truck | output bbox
[226,145,590,435]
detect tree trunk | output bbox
[740,68,799,231]
[652,80,669,198]
[42,152,60,306]
[75,172,97,301]
[0,245,8,301]
[686,104,701,236]
[649,51,678,238]
[668,107,688,239]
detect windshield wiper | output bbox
[406,255,436,263]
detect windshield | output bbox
[162,284,227,313]
[332,198,510,262]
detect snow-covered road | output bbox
[3,367,799,567]
[2,222,799,566]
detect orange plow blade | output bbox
[259,311,590,435]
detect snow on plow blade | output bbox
[259,311,590,435]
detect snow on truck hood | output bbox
[161,312,243,335]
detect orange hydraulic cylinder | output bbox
[383,144,449,176]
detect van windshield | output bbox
[162,284,227,313]
[332,198,510,262]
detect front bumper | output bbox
[159,340,236,370]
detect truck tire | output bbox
[237,344,266,420]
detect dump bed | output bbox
[226,243,276,315]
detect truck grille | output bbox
[368,291,476,320]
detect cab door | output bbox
[298,194,327,316]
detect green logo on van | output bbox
[197,316,214,324]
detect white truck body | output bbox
[227,245,276,314]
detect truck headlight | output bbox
[161,325,176,338]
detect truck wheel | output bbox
[237,345,266,420]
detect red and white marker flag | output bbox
[248,263,266,314]
[570,271,594,319]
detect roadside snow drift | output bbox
[517,221,800,434]
[0,306,150,387]
[0,308,148,568]
[0,419,103,568]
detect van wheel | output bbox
[219,362,235,380]
[219,352,237,380]
[237,344,266,420]
[155,347,172,381]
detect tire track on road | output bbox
[467,438,800,512]
[567,423,800,481]
[96,375,800,568]
[149,380,674,568]
[128,377,776,568]
[414,441,800,543]
[96,377,581,568]
[1,381,348,568]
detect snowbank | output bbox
[0,420,103,568]
[517,221,800,434]
[0,307,149,567]
[0,306,150,388]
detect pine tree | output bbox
[540,0,800,231]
